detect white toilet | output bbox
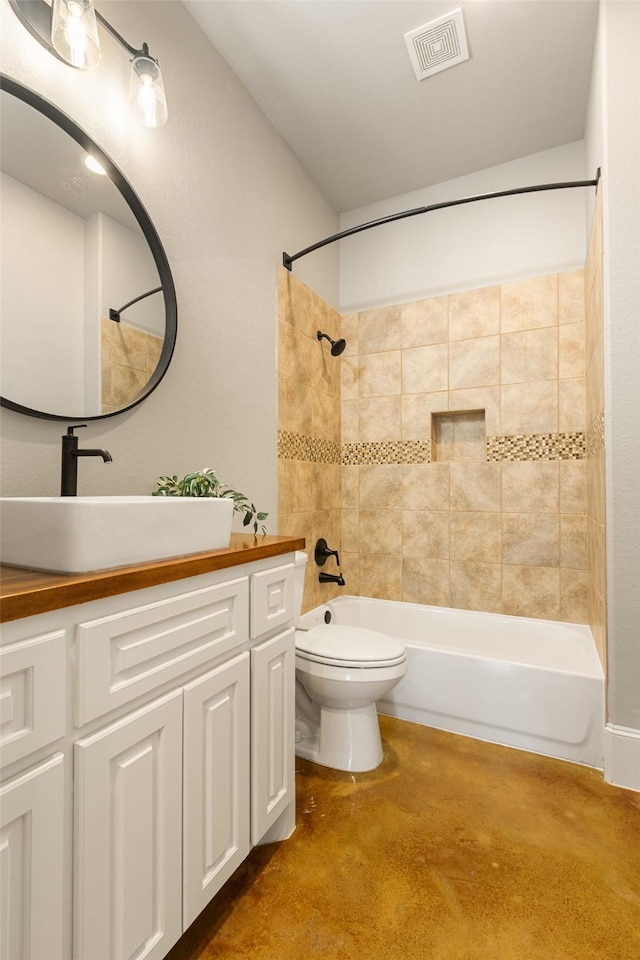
[293,552,407,772]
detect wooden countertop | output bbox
[0,533,305,623]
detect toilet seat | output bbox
[295,624,406,669]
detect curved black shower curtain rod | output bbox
[109,286,163,323]
[282,169,602,271]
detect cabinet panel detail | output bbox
[0,631,65,767]
[183,653,250,928]
[250,564,294,639]
[76,577,249,725]
[251,629,295,843]
[74,691,182,960]
[0,753,65,960]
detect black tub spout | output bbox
[319,571,345,586]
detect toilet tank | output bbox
[293,551,308,620]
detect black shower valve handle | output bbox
[315,538,340,568]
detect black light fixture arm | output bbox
[109,286,162,323]
[94,10,153,61]
[283,170,602,271]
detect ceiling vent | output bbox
[404,8,469,81]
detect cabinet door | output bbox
[0,753,65,960]
[74,690,182,960]
[251,628,295,844]
[183,653,250,928]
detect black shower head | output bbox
[317,330,347,357]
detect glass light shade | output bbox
[51,0,101,70]
[130,55,168,128]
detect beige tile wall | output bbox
[585,189,607,669]
[101,318,163,413]
[277,264,593,624]
[341,270,588,622]
[277,268,343,613]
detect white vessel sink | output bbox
[0,496,234,574]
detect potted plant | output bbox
[153,468,268,536]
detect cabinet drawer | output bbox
[76,577,249,725]
[250,563,295,639]
[0,630,65,768]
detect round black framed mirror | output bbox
[0,75,177,421]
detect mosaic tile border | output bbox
[278,431,341,463]
[587,411,605,457]
[278,431,587,465]
[486,432,586,462]
[342,440,431,465]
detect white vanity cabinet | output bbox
[0,628,67,960]
[74,689,184,960]
[0,753,66,960]
[74,655,253,960]
[0,548,299,960]
[251,628,295,844]
[249,561,297,845]
[182,652,250,927]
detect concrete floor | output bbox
[168,716,640,960]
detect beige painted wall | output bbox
[585,190,606,670]
[0,2,338,525]
[585,1,639,736]
[340,142,589,312]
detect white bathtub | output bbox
[298,596,604,768]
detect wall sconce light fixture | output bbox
[51,0,101,69]
[9,0,168,127]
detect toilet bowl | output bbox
[292,553,407,772]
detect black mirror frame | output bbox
[0,74,177,422]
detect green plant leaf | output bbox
[152,469,268,530]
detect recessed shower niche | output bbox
[431,410,486,462]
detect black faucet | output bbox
[61,425,112,496]
[315,539,345,586]
[319,571,345,586]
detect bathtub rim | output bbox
[300,594,603,680]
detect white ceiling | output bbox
[185,0,599,212]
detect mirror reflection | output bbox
[0,86,168,419]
